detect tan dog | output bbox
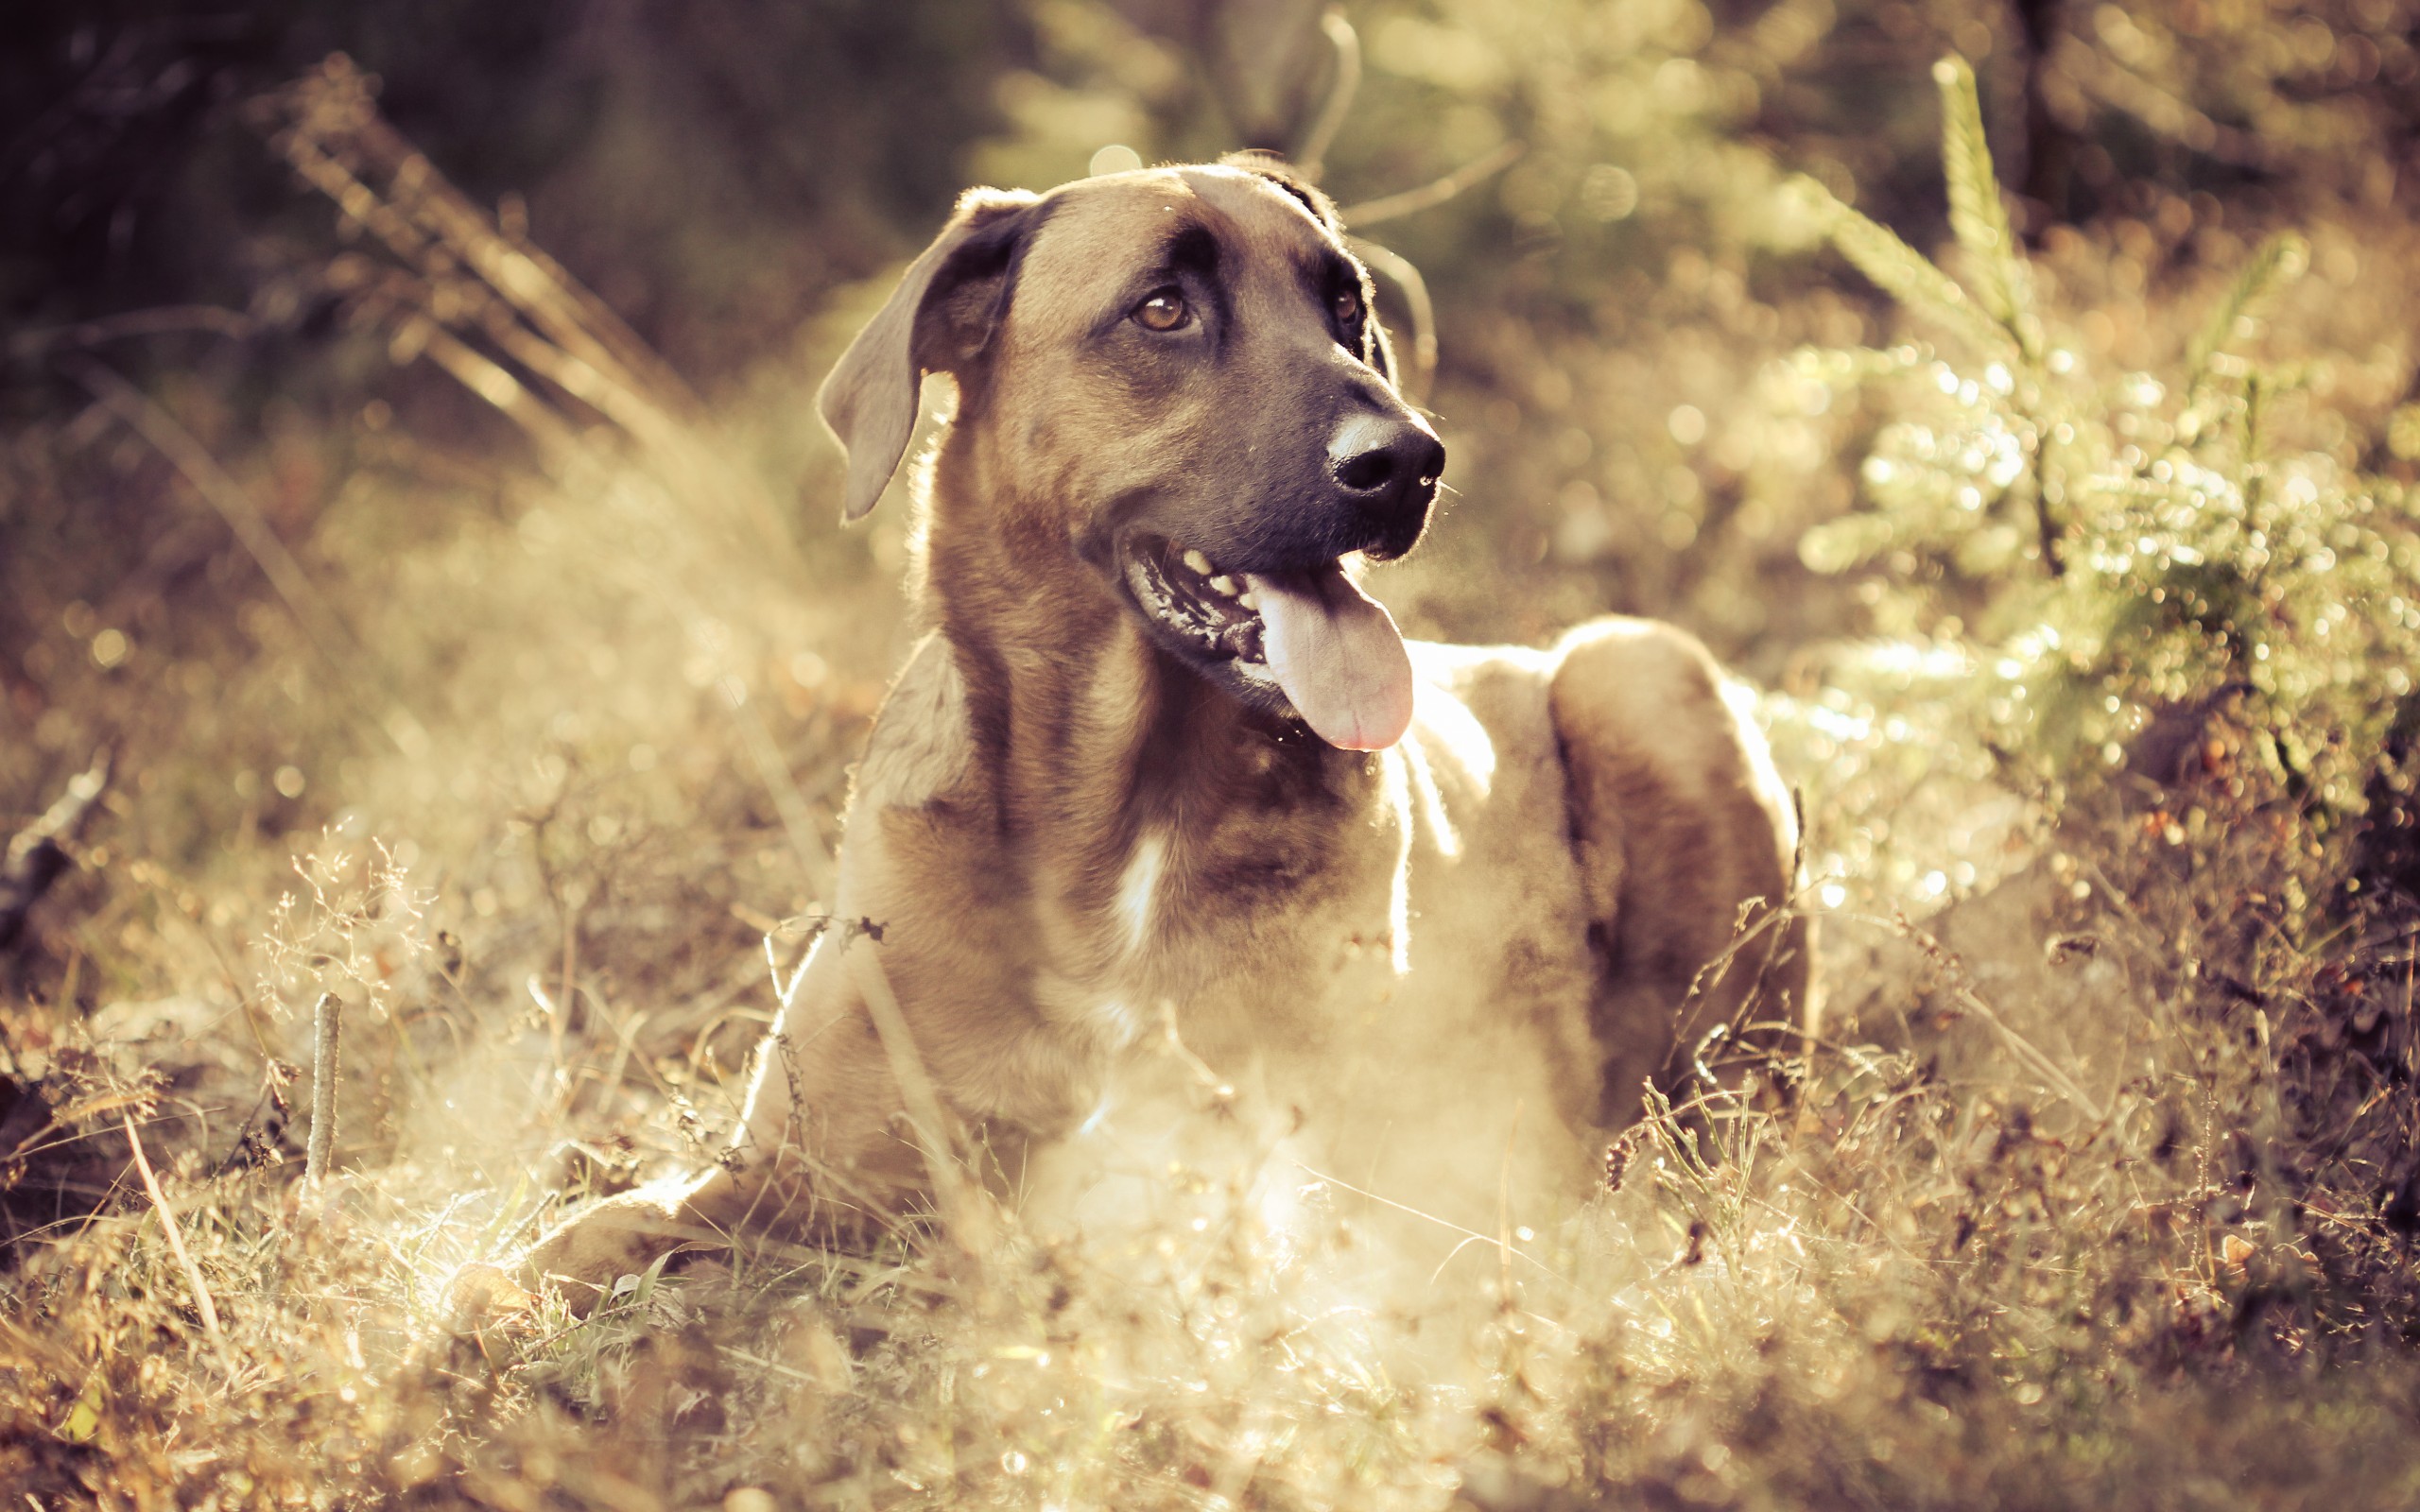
[522,157,1809,1299]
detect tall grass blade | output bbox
[1802,177,2015,357]
[844,938,989,1258]
[2187,231,2310,384]
[1933,55,2039,360]
[123,1113,225,1355]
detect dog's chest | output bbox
[1024,654,1607,1246]
[847,632,1602,1139]
[1083,653,1601,1119]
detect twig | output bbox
[0,749,110,952]
[719,1343,834,1387]
[406,319,584,455]
[122,1112,224,1349]
[0,1085,175,1191]
[1952,983,2108,1124]
[1293,11,1362,183]
[1496,1099,1523,1300]
[1668,888,1809,1065]
[252,54,808,564]
[49,360,418,759]
[257,56,698,416]
[1338,141,1527,228]
[1347,237,1438,402]
[595,1040,653,1121]
[306,993,341,1185]
[1835,906,2110,1123]
[7,305,256,361]
[60,358,364,679]
[1299,1160,1568,1282]
[2058,39,2279,171]
[1338,144,1513,404]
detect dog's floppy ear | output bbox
[818,187,1042,522]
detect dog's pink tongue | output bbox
[1244,564,1415,751]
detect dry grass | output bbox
[6,55,2420,1512]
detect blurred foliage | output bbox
[1,0,1022,376]
[1794,57,2420,827]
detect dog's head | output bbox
[819,158,1443,752]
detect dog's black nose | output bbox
[1329,414,1445,511]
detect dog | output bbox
[518,156,1810,1301]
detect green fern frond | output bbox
[1798,175,2016,358]
[2186,231,2309,384]
[1933,56,2040,361]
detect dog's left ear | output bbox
[818,187,1042,522]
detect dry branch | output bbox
[7,306,257,361]
[122,1112,225,1350]
[251,53,792,552]
[252,55,697,419]
[306,993,342,1185]
[1293,10,1363,183]
[1338,142,1527,228]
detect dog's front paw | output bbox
[514,1183,724,1316]
[443,1261,538,1334]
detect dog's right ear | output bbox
[818,188,1043,522]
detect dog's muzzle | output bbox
[1121,536,1419,753]
[1328,413,1444,562]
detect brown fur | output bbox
[518,162,1811,1303]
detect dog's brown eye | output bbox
[1133,290,1192,333]
[1333,287,1363,327]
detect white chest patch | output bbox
[1115,830,1167,958]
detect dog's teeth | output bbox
[1210,576,1237,595]
[1236,591,1259,610]
[1182,548,1213,576]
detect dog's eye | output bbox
[1132,290,1193,333]
[1333,287,1364,328]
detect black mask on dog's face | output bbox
[818,161,1443,752]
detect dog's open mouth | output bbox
[1123,537,1416,752]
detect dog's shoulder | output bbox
[1547,615,1789,826]
[853,629,977,813]
[1401,640,1563,811]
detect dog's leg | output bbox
[513,633,1025,1308]
[514,931,933,1308]
[1548,618,1815,1126]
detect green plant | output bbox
[1795,57,2420,823]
